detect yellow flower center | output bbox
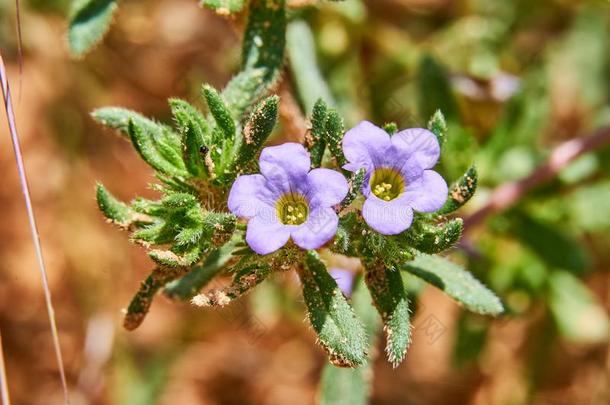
[276,192,309,225]
[370,167,405,201]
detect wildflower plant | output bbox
[88,0,504,397]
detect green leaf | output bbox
[161,192,198,209]
[201,211,236,247]
[169,98,211,177]
[319,277,381,405]
[128,118,187,176]
[124,266,189,330]
[548,270,610,343]
[132,221,174,245]
[308,99,329,168]
[331,212,360,256]
[402,254,504,316]
[427,110,447,147]
[229,95,279,176]
[341,168,365,209]
[438,165,478,215]
[93,107,188,177]
[149,246,202,267]
[364,262,411,367]
[222,0,286,120]
[96,183,133,226]
[68,0,118,56]
[202,84,236,142]
[164,237,240,300]
[191,262,270,307]
[131,197,166,217]
[201,0,246,14]
[324,109,347,167]
[92,107,160,136]
[287,21,335,115]
[298,251,367,368]
[174,226,204,247]
[403,218,463,254]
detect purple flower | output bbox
[228,143,349,255]
[343,121,448,235]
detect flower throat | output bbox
[276,192,309,225]
[370,167,405,201]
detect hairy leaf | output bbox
[222,0,286,119]
[341,168,365,209]
[164,237,240,300]
[438,165,478,215]
[402,254,504,316]
[124,266,189,330]
[149,246,202,267]
[324,109,347,167]
[308,98,329,168]
[202,84,236,142]
[364,262,411,367]
[229,95,279,176]
[298,251,367,368]
[68,0,118,56]
[96,183,133,226]
[169,98,211,177]
[192,263,270,307]
[427,109,447,146]
[319,277,381,405]
[404,218,463,254]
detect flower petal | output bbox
[228,174,278,218]
[391,128,440,181]
[291,207,339,250]
[306,168,349,208]
[259,143,310,193]
[246,213,291,255]
[403,170,448,213]
[362,195,414,235]
[342,121,390,172]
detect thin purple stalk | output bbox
[0,53,70,404]
[0,329,10,405]
[14,0,23,104]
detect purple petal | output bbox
[259,143,310,193]
[342,121,390,173]
[391,128,440,181]
[306,168,349,208]
[329,268,355,297]
[228,174,277,218]
[362,195,414,235]
[403,170,448,213]
[246,214,291,255]
[291,207,339,250]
